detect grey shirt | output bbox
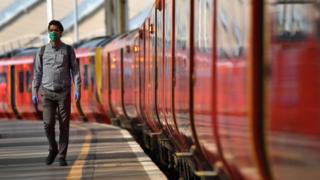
[32,43,81,97]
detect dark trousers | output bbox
[42,88,71,159]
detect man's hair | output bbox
[48,20,64,32]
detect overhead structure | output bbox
[46,0,53,23]
[104,0,128,36]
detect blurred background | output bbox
[0,0,154,54]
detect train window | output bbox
[84,65,89,90]
[90,58,95,89]
[219,9,229,32]
[0,73,7,84]
[26,71,32,92]
[313,2,320,40]
[175,0,189,51]
[273,1,313,41]
[18,71,24,93]
[195,0,213,53]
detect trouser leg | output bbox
[57,92,71,159]
[42,96,58,152]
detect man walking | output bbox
[32,20,81,166]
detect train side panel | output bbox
[0,62,15,118]
[192,0,228,174]
[215,0,263,179]
[122,38,139,120]
[14,58,38,120]
[144,13,161,132]
[265,1,320,179]
[76,48,108,122]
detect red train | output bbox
[0,0,319,179]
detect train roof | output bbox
[74,36,115,49]
[13,47,39,57]
[103,29,139,52]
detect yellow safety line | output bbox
[67,125,92,180]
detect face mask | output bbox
[49,31,59,42]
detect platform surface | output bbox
[0,120,167,180]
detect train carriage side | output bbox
[191,0,232,177]
[173,0,197,153]
[264,1,320,179]
[144,9,162,134]
[161,0,187,151]
[10,48,45,120]
[101,41,116,120]
[102,34,130,125]
[213,0,268,179]
[121,31,140,125]
[132,37,143,123]
[75,37,111,123]
[0,58,17,119]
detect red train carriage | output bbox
[172,0,195,152]
[12,49,41,120]
[265,1,320,179]
[75,37,110,123]
[0,0,319,179]
[0,48,43,120]
[101,32,139,126]
[104,37,124,123]
[0,57,18,119]
[192,0,228,176]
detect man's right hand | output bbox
[32,96,38,105]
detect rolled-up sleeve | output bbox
[70,48,81,93]
[32,49,42,97]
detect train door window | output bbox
[196,0,213,53]
[273,1,313,41]
[317,10,320,39]
[19,71,24,93]
[218,0,246,59]
[0,73,7,84]
[84,64,89,90]
[26,71,32,92]
[90,57,95,89]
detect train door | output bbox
[0,65,11,118]
[214,0,268,179]
[145,12,162,132]
[122,34,139,122]
[110,49,123,120]
[173,0,194,151]
[156,0,168,131]
[15,63,36,120]
[80,55,92,121]
[70,54,86,121]
[106,52,116,118]
[264,1,320,179]
[192,0,230,175]
[25,64,36,119]
[10,65,20,119]
[163,0,181,147]
[133,38,142,120]
[139,25,148,124]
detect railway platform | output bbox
[0,120,167,180]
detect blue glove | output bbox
[75,91,80,101]
[32,96,38,105]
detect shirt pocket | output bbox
[56,53,67,67]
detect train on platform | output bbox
[0,0,319,179]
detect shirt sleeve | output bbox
[70,47,81,93]
[32,49,42,97]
